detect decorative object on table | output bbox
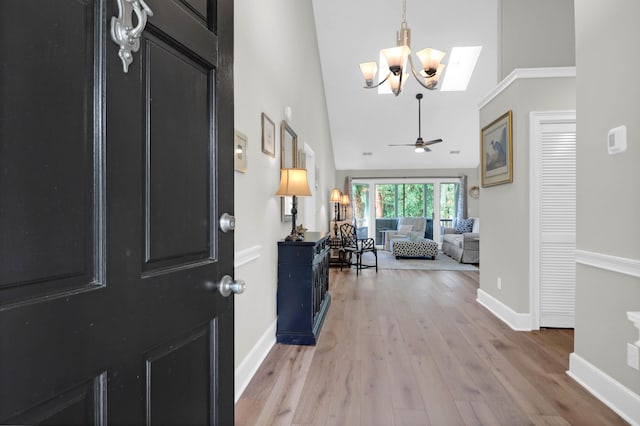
[276,168,311,241]
[234,130,248,173]
[358,0,448,96]
[280,121,298,221]
[329,188,342,236]
[469,185,480,198]
[481,110,513,187]
[261,113,275,157]
[340,194,350,219]
[296,224,307,236]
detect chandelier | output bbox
[359,0,446,96]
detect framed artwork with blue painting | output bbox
[481,110,513,187]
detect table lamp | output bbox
[340,194,350,219]
[276,168,312,241]
[329,188,342,237]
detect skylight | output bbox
[440,46,482,92]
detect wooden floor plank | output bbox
[325,359,361,426]
[379,315,426,411]
[411,355,466,426]
[235,268,627,426]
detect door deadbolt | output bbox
[219,213,236,233]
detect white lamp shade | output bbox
[422,63,445,89]
[416,48,446,76]
[276,168,311,197]
[381,45,410,72]
[340,194,350,205]
[388,72,408,95]
[359,61,378,82]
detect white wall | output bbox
[573,0,640,400]
[498,0,575,80]
[233,0,336,399]
[479,75,575,314]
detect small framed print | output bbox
[234,130,248,173]
[261,113,275,157]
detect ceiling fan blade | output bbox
[387,143,420,147]
[423,138,443,146]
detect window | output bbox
[351,177,462,244]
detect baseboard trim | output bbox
[476,289,532,331]
[234,319,276,403]
[575,249,640,278]
[568,353,640,425]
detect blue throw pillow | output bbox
[454,218,474,234]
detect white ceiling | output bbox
[312,0,498,171]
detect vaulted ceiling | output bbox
[312,0,499,171]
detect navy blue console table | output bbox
[277,232,331,345]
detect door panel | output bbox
[0,0,235,424]
[143,35,213,271]
[6,373,106,426]
[179,0,209,23]
[145,323,213,426]
[0,0,102,307]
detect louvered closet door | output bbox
[539,120,576,328]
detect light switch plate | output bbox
[608,125,627,155]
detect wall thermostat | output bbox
[607,125,627,155]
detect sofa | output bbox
[375,217,433,244]
[442,217,480,263]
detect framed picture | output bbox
[261,113,275,157]
[481,110,513,187]
[234,130,248,173]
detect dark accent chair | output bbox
[339,223,378,275]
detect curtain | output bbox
[456,175,467,223]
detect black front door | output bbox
[0,0,235,424]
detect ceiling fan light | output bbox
[414,146,425,153]
[416,48,446,76]
[381,45,410,74]
[359,61,378,86]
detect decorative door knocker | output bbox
[110,0,153,73]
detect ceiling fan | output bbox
[388,93,443,153]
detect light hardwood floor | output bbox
[235,268,627,425]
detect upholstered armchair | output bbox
[381,217,427,250]
[442,217,480,263]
